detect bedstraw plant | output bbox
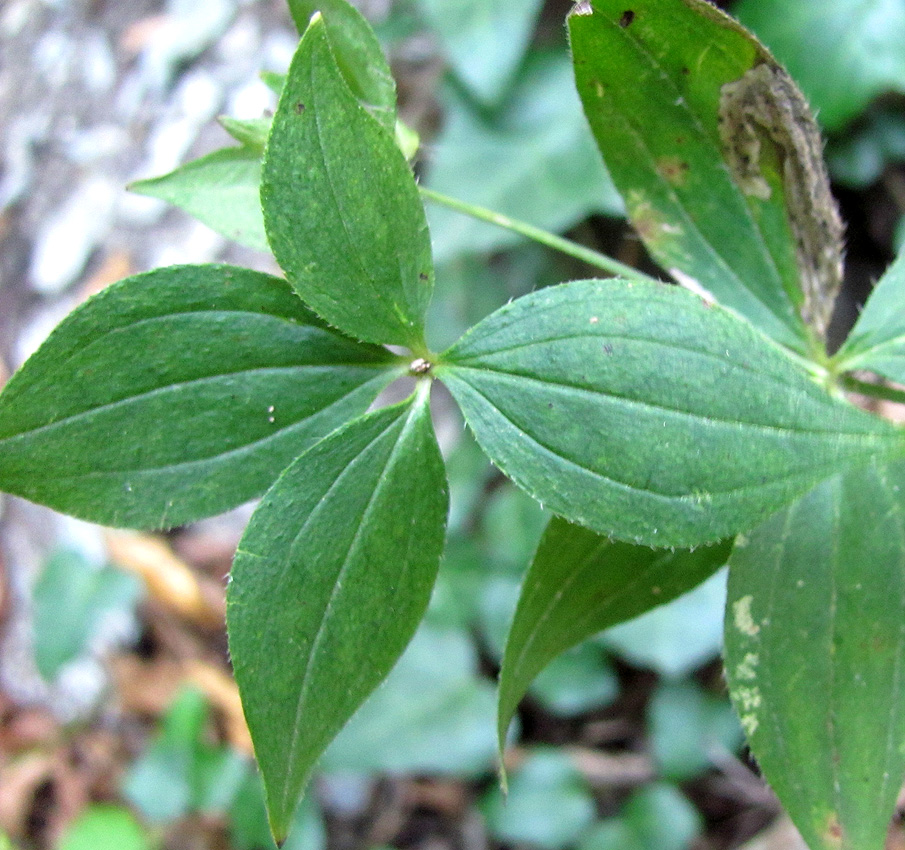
[1,1,904,848]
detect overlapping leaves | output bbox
[725,461,905,850]
[568,0,842,354]
[0,265,399,528]
[261,15,433,348]
[4,1,905,847]
[436,279,902,548]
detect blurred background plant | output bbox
[0,0,903,848]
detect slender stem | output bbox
[419,186,660,285]
[840,374,905,406]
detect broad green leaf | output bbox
[569,0,844,352]
[578,785,701,850]
[578,820,645,850]
[529,642,618,718]
[416,0,544,105]
[124,685,248,820]
[129,148,268,252]
[600,569,727,677]
[287,0,396,133]
[724,461,905,850]
[0,265,397,529]
[481,750,597,850]
[648,681,743,782]
[621,784,702,850]
[735,0,905,133]
[226,386,448,842]
[437,279,903,548]
[834,249,905,382]
[33,549,141,680]
[322,624,496,776]
[497,516,730,748]
[425,51,623,264]
[57,806,149,850]
[262,16,432,348]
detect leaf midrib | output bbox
[445,363,889,441]
[280,405,418,810]
[448,375,877,503]
[0,364,393,444]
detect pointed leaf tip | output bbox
[263,7,429,347]
[227,391,448,834]
[496,516,731,745]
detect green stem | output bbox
[839,374,905,406]
[419,186,659,284]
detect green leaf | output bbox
[219,116,271,152]
[578,785,701,850]
[724,461,905,850]
[322,624,496,776]
[734,0,905,132]
[123,687,211,822]
[57,806,149,850]
[497,516,730,749]
[437,279,902,548]
[834,249,905,381]
[0,265,397,529]
[286,0,396,133]
[620,784,702,850]
[601,569,727,677]
[416,0,544,105]
[129,147,268,252]
[230,772,326,850]
[262,15,432,349]
[481,750,597,850]
[124,686,248,821]
[648,681,743,782]
[425,51,623,264]
[226,386,448,842]
[529,642,619,718]
[569,0,844,352]
[33,549,141,680]
[578,820,645,850]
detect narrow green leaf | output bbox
[497,516,731,750]
[834,249,905,382]
[416,0,545,105]
[262,16,432,348]
[287,0,396,133]
[569,0,844,352]
[0,265,398,528]
[129,147,268,252]
[437,279,903,548]
[226,386,448,842]
[724,461,905,850]
[734,0,905,133]
[261,71,286,96]
[219,116,271,152]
